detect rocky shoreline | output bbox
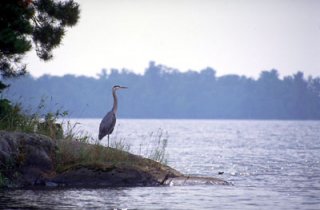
[0,131,229,188]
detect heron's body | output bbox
[98,85,127,146]
[98,111,116,140]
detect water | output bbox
[1,119,319,209]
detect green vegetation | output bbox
[0,97,67,139]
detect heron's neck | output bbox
[112,89,118,113]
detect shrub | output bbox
[0,97,67,139]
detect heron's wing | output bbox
[98,111,116,140]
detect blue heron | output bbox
[98,85,127,147]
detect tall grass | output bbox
[109,125,131,152]
[55,123,170,171]
[138,128,169,164]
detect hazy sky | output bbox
[25,0,320,78]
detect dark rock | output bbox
[0,131,56,187]
[51,165,160,187]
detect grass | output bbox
[137,128,169,164]
[55,125,170,172]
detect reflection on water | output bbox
[1,120,319,209]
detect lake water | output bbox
[1,119,320,209]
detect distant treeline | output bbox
[4,61,320,119]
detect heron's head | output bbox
[112,85,128,91]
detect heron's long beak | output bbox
[120,86,128,89]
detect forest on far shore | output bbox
[4,61,320,119]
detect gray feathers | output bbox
[98,111,116,140]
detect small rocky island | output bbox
[0,131,229,188]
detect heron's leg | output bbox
[108,135,109,147]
